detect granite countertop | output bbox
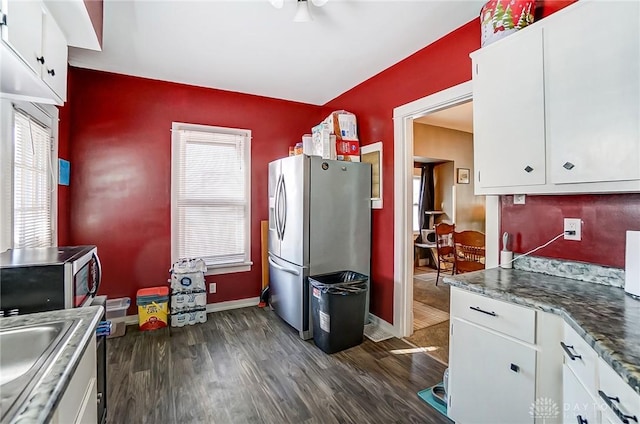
[443,268,640,395]
[0,306,103,424]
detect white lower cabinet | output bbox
[448,317,537,424]
[448,288,640,424]
[597,357,640,424]
[51,337,97,424]
[562,364,600,424]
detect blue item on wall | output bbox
[59,159,70,186]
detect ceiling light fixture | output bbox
[269,0,328,22]
[293,0,312,22]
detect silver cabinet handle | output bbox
[524,166,534,173]
[563,162,575,170]
[268,256,300,276]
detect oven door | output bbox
[73,249,102,308]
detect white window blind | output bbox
[172,123,251,270]
[13,109,53,248]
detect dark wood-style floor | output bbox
[106,307,450,424]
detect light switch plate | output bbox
[209,282,216,293]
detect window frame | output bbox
[170,122,252,275]
[412,175,421,233]
[0,98,58,251]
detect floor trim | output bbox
[205,297,260,313]
[122,296,261,326]
[367,313,398,338]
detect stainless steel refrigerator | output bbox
[268,155,371,339]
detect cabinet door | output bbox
[562,365,600,424]
[598,357,640,424]
[448,318,536,424]
[2,0,43,73]
[41,11,67,101]
[545,1,640,184]
[472,26,546,190]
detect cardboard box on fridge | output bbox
[336,139,360,156]
[325,110,358,141]
[311,123,336,160]
[335,139,360,162]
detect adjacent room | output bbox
[408,100,486,365]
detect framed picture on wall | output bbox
[457,168,470,184]
[361,141,383,209]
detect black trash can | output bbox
[309,271,368,354]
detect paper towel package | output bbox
[625,230,640,297]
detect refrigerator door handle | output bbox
[280,177,287,239]
[274,174,283,240]
[268,256,300,276]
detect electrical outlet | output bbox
[209,282,216,294]
[514,194,526,205]
[564,218,582,241]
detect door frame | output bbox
[392,81,500,338]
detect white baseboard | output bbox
[122,296,261,326]
[367,313,398,338]
[205,297,260,313]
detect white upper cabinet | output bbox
[2,0,44,73]
[0,0,69,104]
[471,1,640,195]
[472,26,546,189]
[41,11,68,101]
[545,0,640,185]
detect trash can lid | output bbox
[137,286,169,297]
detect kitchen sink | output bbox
[0,320,76,423]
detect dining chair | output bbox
[453,230,486,274]
[434,222,456,285]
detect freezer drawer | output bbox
[268,254,310,339]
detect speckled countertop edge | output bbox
[0,306,103,424]
[443,268,640,395]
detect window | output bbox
[171,122,252,274]
[0,101,58,251]
[412,175,421,232]
[12,110,54,248]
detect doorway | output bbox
[392,81,500,343]
[407,100,485,364]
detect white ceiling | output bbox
[414,100,473,133]
[68,0,485,106]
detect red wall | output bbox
[68,68,328,314]
[324,0,576,323]
[501,194,640,269]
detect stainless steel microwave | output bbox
[0,245,102,315]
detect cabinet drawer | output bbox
[450,287,536,344]
[598,357,640,424]
[561,322,598,396]
[562,364,600,424]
